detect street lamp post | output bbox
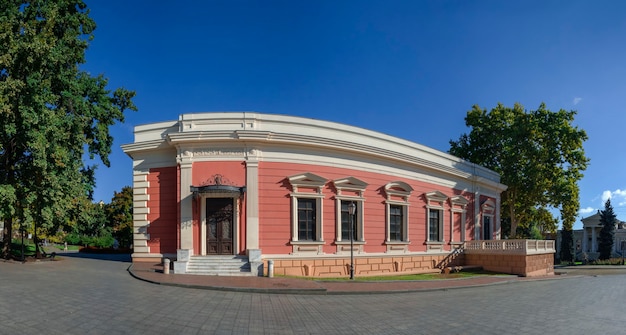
[20,224,24,263]
[348,202,356,280]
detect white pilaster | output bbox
[495,195,501,240]
[179,154,194,252]
[591,228,597,252]
[245,160,260,250]
[582,228,588,252]
[132,170,150,255]
[474,191,480,240]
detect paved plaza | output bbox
[1,254,626,334]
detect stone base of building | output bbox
[130,240,556,278]
[464,240,555,277]
[465,253,554,277]
[132,253,172,263]
[262,253,464,278]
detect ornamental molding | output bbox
[193,148,249,157]
[199,174,237,187]
[177,147,259,158]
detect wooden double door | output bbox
[206,198,234,255]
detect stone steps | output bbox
[186,255,253,276]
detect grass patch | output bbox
[5,241,37,258]
[55,244,81,251]
[277,270,503,281]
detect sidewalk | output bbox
[128,262,570,295]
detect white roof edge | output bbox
[123,112,504,184]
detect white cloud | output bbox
[600,189,626,207]
[579,207,595,215]
[573,97,582,105]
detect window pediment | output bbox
[450,195,469,207]
[481,199,496,214]
[425,190,447,202]
[333,177,368,197]
[384,181,413,201]
[288,172,327,193]
[424,191,448,208]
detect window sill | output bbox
[385,241,410,253]
[335,240,366,245]
[290,241,325,255]
[385,241,411,245]
[290,240,325,245]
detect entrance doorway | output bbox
[206,198,234,254]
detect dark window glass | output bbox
[483,216,491,240]
[429,209,441,241]
[389,205,403,241]
[341,201,357,240]
[298,198,316,241]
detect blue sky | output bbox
[83,0,626,229]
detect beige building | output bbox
[558,211,626,261]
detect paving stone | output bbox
[2,255,626,334]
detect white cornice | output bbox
[121,140,171,157]
[121,112,507,192]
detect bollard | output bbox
[268,260,274,278]
[163,258,170,274]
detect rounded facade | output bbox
[122,112,506,277]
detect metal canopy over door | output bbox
[206,198,234,255]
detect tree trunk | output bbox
[34,223,43,259]
[508,197,518,238]
[1,216,12,259]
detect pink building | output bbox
[122,113,507,277]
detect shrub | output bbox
[93,235,115,248]
[65,233,81,245]
[590,258,624,265]
[80,235,94,247]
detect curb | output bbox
[128,263,577,295]
[127,263,328,295]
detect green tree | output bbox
[559,229,575,264]
[0,0,136,258]
[559,185,579,262]
[72,198,107,238]
[598,198,616,260]
[449,103,589,238]
[105,186,133,248]
[65,197,113,247]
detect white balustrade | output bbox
[463,239,555,255]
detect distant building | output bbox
[557,211,626,261]
[122,112,508,276]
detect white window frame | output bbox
[450,195,469,245]
[333,177,367,242]
[428,207,444,242]
[295,197,320,241]
[424,191,447,251]
[481,199,496,240]
[288,173,327,254]
[383,181,413,253]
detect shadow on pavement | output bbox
[55,251,131,262]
